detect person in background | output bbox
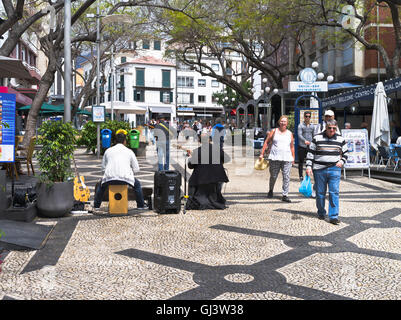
[93,133,147,211]
[259,115,295,203]
[390,120,401,143]
[344,122,351,129]
[211,117,226,150]
[297,111,316,182]
[314,109,340,135]
[306,119,348,225]
[154,116,175,171]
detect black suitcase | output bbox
[153,170,182,214]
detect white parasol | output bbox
[370,82,390,150]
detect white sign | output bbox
[92,105,105,122]
[258,103,271,108]
[289,81,328,92]
[341,129,370,169]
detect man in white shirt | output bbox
[93,133,147,210]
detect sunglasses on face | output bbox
[327,127,337,130]
[304,115,311,118]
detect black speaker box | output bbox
[153,170,181,214]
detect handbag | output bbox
[254,158,269,170]
[299,175,312,197]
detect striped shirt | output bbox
[306,132,348,170]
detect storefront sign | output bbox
[289,81,328,92]
[0,93,16,162]
[341,129,370,169]
[322,76,401,108]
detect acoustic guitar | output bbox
[72,156,90,202]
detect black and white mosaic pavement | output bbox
[1,145,401,300]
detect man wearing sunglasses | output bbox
[297,111,316,181]
[305,119,348,225]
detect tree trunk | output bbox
[22,56,58,148]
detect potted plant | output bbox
[35,120,78,218]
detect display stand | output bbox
[341,129,370,180]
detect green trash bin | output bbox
[129,129,140,149]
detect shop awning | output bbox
[19,103,65,112]
[177,112,195,116]
[149,106,172,113]
[323,76,401,109]
[86,101,147,114]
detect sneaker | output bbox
[299,176,303,182]
[267,190,273,198]
[281,196,291,203]
[137,205,149,210]
[329,218,340,225]
[318,215,325,220]
[311,189,316,198]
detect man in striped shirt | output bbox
[306,119,348,225]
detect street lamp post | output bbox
[96,1,101,159]
[64,0,71,123]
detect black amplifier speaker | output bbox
[153,170,181,214]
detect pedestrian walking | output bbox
[305,119,348,225]
[259,115,295,203]
[297,111,315,181]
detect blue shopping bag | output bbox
[299,175,312,198]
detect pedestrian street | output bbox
[1,143,401,300]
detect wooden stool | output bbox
[108,185,128,214]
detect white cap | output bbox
[324,110,334,116]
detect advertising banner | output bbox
[341,129,370,169]
[0,93,16,163]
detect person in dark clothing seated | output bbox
[185,133,230,210]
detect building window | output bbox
[211,80,219,87]
[198,95,206,103]
[121,56,127,63]
[160,91,173,103]
[177,93,194,104]
[134,89,145,102]
[142,40,150,49]
[198,79,206,87]
[178,62,191,71]
[211,64,219,71]
[119,90,125,102]
[177,76,194,88]
[154,40,161,50]
[119,75,125,88]
[343,41,353,66]
[162,70,171,88]
[136,68,145,86]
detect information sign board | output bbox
[341,129,370,169]
[0,93,16,163]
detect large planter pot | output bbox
[36,181,74,218]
